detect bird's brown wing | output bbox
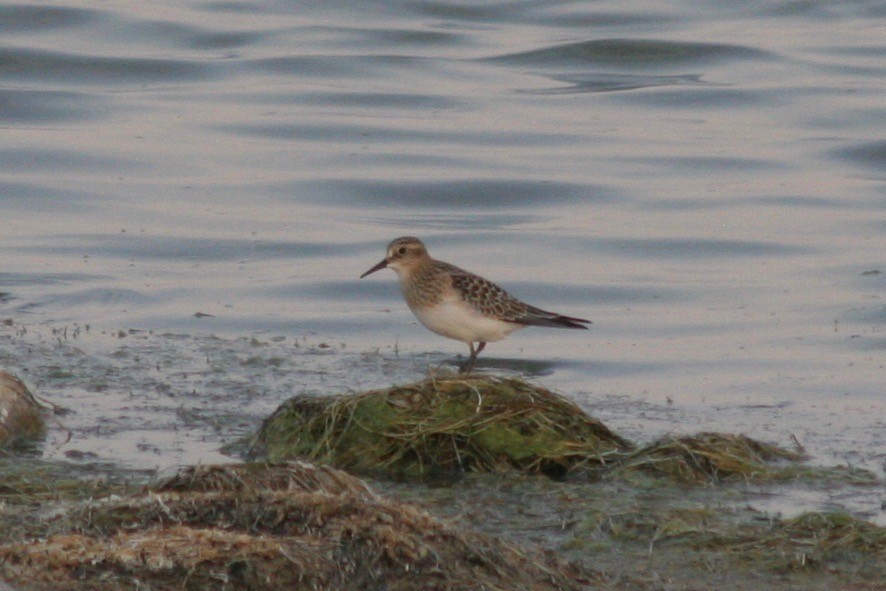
[443,263,530,322]
[445,262,591,329]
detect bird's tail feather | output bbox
[518,309,591,329]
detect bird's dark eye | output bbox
[398,247,407,255]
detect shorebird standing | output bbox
[360,236,590,372]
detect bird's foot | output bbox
[458,359,476,374]
[459,341,486,373]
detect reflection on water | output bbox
[0,0,883,520]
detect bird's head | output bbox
[360,236,429,278]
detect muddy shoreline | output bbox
[0,454,882,591]
[0,322,883,590]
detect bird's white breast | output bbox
[410,297,522,343]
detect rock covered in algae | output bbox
[0,462,589,591]
[0,371,44,447]
[249,375,633,481]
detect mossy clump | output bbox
[567,502,885,577]
[708,511,886,574]
[0,462,589,591]
[777,511,886,565]
[612,432,804,484]
[596,507,723,547]
[0,371,45,448]
[250,375,632,481]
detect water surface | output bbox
[0,0,883,521]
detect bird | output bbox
[359,236,590,372]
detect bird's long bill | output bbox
[360,258,388,278]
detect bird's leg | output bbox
[460,343,476,373]
[460,341,486,373]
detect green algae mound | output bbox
[250,374,632,481]
[0,371,44,448]
[249,375,872,489]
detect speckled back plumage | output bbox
[403,258,586,328]
[440,261,532,322]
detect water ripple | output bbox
[24,235,353,262]
[320,25,465,47]
[580,237,810,259]
[765,0,885,18]
[248,54,432,79]
[831,141,886,173]
[525,72,706,94]
[0,180,95,208]
[220,122,588,147]
[136,21,268,50]
[484,39,774,69]
[199,1,287,15]
[624,155,782,172]
[414,232,811,260]
[528,10,673,28]
[0,47,213,83]
[0,4,99,32]
[0,148,144,172]
[414,1,517,21]
[41,287,157,309]
[0,272,106,287]
[273,178,618,209]
[0,88,103,122]
[393,212,544,229]
[619,88,772,108]
[294,91,461,109]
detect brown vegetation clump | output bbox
[150,460,376,496]
[0,462,589,591]
[250,374,632,481]
[774,511,886,569]
[612,432,805,484]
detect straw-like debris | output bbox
[150,460,376,496]
[566,497,885,579]
[250,374,632,481]
[0,462,589,591]
[612,432,805,484]
[777,511,886,564]
[686,511,886,573]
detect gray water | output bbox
[0,1,883,521]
